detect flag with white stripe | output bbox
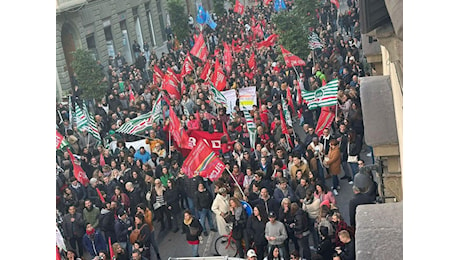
[74,102,101,143]
[301,79,338,109]
[209,83,227,107]
[281,96,293,127]
[243,109,257,150]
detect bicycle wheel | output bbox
[214,235,238,257]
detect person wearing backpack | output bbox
[289,203,311,260]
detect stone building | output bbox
[356,0,403,259]
[56,0,211,101]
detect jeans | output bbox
[332,175,339,189]
[198,208,216,232]
[316,159,325,184]
[150,231,161,260]
[341,156,352,180]
[190,243,199,257]
[308,217,319,248]
[298,234,312,260]
[349,162,359,180]
[186,196,196,217]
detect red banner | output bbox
[178,130,224,157]
[181,139,225,181]
[315,106,336,137]
[211,58,227,91]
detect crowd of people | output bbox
[56,0,378,259]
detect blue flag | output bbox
[274,0,286,12]
[196,6,207,24]
[206,11,217,30]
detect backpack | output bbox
[129,224,147,244]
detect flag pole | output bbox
[169,131,172,157]
[226,168,245,197]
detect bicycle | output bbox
[214,225,255,257]
[214,225,238,257]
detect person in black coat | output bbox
[164,179,181,232]
[253,187,280,219]
[182,209,203,257]
[125,182,144,218]
[62,205,86,257]
[98,202,116,243]
[290,203,311,260]
[194,182,217,236]
[335,230,355,260]
[114,210,133,254]
[316,226,334,260]
[246,205,269,260]
[348,185,375,227]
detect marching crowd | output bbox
[56,0,378,259]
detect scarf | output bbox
[183,217,193,226]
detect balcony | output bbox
[56,0,88,14]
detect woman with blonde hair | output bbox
[151,178,167,231]
[228,197,248,258]
[112,242,129,260]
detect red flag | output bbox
[67,148,89,186]
[223,42,233,74]
[211,58,227,91]
[252,24,264,39]
[161,74,180,100]
[195,110,202,130]
[167,67,180,85]
[222,120,230,141]
[169,107,192,149]
[280,45,306,67]
[153,65,164,85]
[180,57,193,78]
[263,0,272,5]
[279,108,289,135]
[108,237,114,259]
[286,86,295,113]
[181,139,225,181]
[256,34,279,49]
[330,0,340,9]
[96,187,106,203]
[315,106,336,137]
[248,51,256,70]
[234,0,245,15]
[200,61,212,80]
[99,152,105,167]
[56,245,61,260]
[190,33,208,62]
[56,130,64,149]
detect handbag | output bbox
[347,155,358,163]
[189,225,199,236]
[153,201,162,210]
[347,143,358,163]
[223,212,235,223]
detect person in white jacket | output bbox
[302,189,321,248]
[211,187,230,236]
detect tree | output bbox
[71,49,106,101]
[167,0,189,42]
[271,0,319,62]
[214,0,226,17]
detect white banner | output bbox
[222,89,237,114]
[238,86,257,110]
[109,139,148,153]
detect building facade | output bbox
[56,0,173,101]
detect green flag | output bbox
[243,109,257,150]
[74,102,101,143]
[209,82,227,107]
[301,79,338,110]
[116,112,153,135]
[281,96,292,127]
